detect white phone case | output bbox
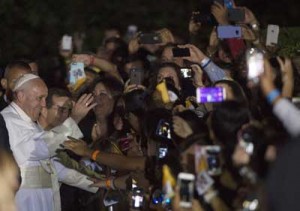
[62,35,72,50]
[178,173,195,208]
[266,25,279,46]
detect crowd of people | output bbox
[1,1,300,211]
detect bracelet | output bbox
[266,89,281,104]
[89,55,95,66]
[200,58,212,69]
[91,150,100,161]
[105,179,111,189]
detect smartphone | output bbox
[172,48,191,57]
[228,8,245,22]
[69,62,86,85]
[119,136,132,152]
[177,173,195,208]
[204,146,222,176]
[266,25,280,46]
[62,35,72,50]
[217,25,242,39]
[139,33,162,44]
[129,68,144,85]
[131,188,144,209]
[180,68,193,79]
[196,87,226,103]
[224,0,234,8]
[158,146,168,159]
[246,48,264,84]
[156,119,172,140]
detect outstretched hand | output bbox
[63,138,91,157]
[71,93,97,123]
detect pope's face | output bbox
[21,79,48,121]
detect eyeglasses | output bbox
[51,105,72,114]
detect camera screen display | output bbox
[247,50,264,81]
[159,147,168,159]
[156,119,171,140]
[196,87,226,103]
[180,68,192,78]
[132,188,144,208]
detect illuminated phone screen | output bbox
[196,87,226,103]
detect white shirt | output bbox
[1,102,97,211]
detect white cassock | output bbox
[1,102,98,211]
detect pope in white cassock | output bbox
[1,74,98,211]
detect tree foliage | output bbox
[0,0,299,66]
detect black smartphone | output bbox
[139,33,162,44]
[172,48,191,57]
[228,8,245,22]
[129,68,144,85]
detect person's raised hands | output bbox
[72,54,94,66]
[191,64,205,88]
[277,57,294,97]
[173,115,193,139]
[260,59,277,96]
[177,44,207,63]
[71,93,97,123]
[211,1,229,25]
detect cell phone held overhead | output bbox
[177,173,195,208]
[62,35,72,51]
[129,68,144,85]
[266,25,280,47]
[139,33,162,44]
[69,62,86,91]
[196,87,226,103]
[172,48,191,57]
[217,25,242,39]
[228,8,245,22]
[246,48,264,85]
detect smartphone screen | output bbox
[180,68,193,79]
[158,147,168,159]
[204,146,222,176]
[132,188,144,208]
[196,87,226,103]
[246,48,264,84]
[139,33,162,44]
[172,48,191,57]
[156,119,172,140]
[178,173,195,208]
[129,68,144,85]
[217,26,241,39]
